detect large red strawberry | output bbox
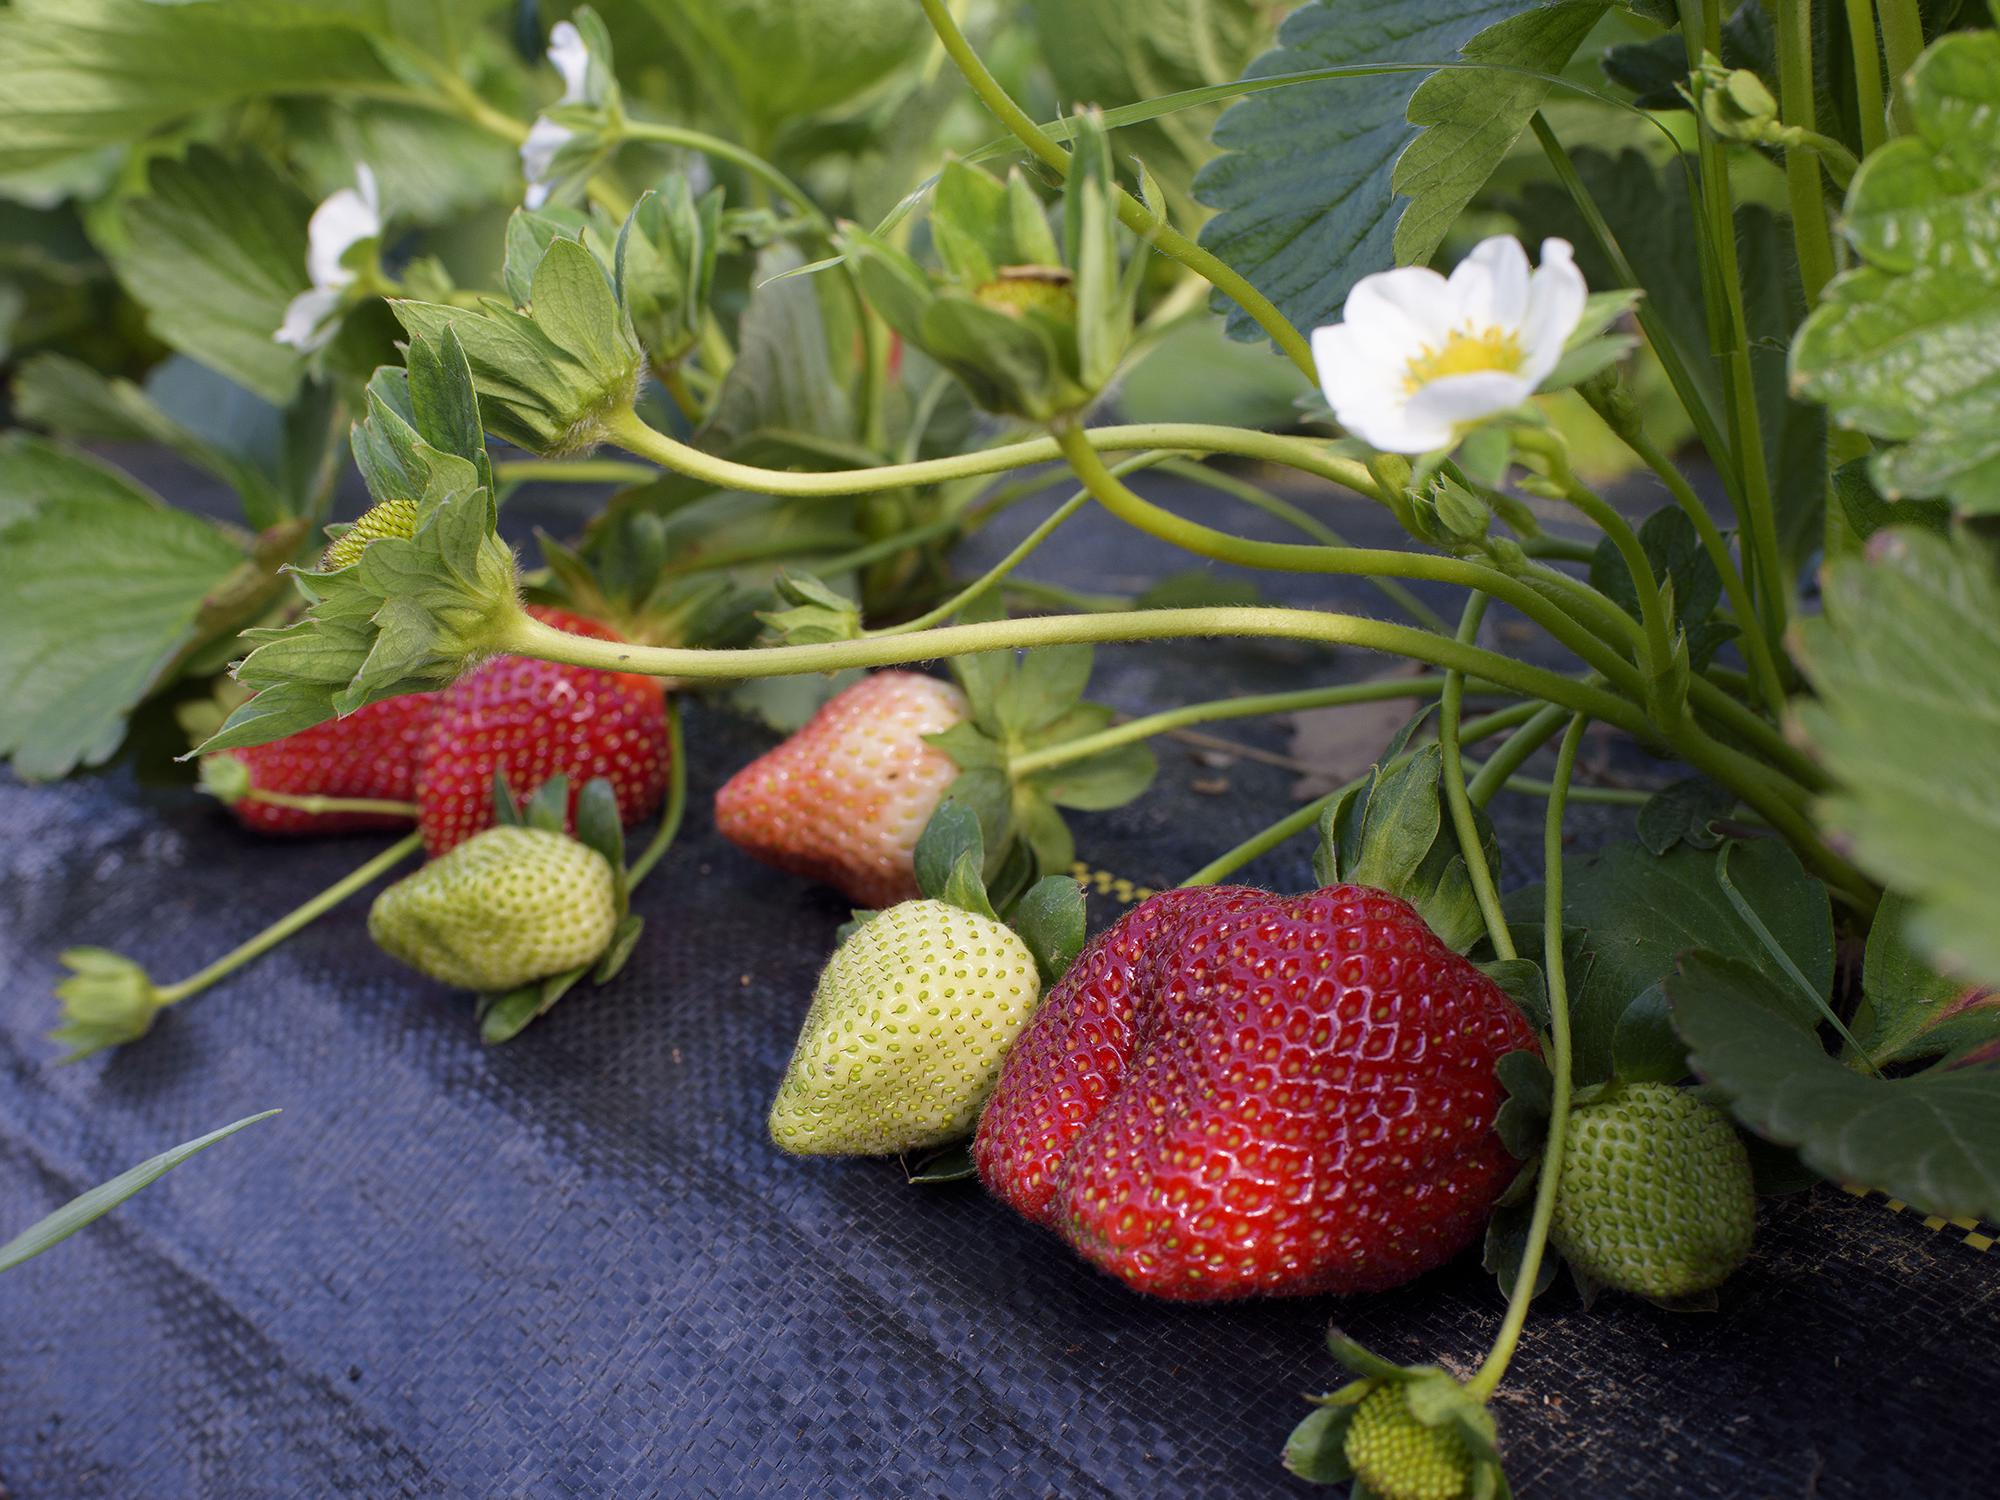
[975,883,1538,1301]
[714,671,968,909]
[211,693,440,835]
[414,605,671,856]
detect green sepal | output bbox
[758,572,863,644]
[1281,1403,1355,1485]
[1611,984,1688,1084]
[902,1139,978,1185]
[478,970,584,1044]
[615,177,723,366]
[525,773,570,833]
[572,776,629,914]
[1326,1333,1407,1384]
[1478,958,1549,1032]
[1493,1049,1554,1160]
[491,769,524,826]
[1008,875,1086,988]
[1483,1179,1557,1302]
[1316,741,1496,954]
[912,801,999,921]
[50,949,168,1061]
[591,914,645,984]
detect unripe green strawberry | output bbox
[367,825,618,992]
[322,497,419,570]
[770,899,1042,1156]
[1550,1082,1756,1300]
[1343,1384,1473,1500]
[972,266,1076,322]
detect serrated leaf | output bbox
[1850,894,2000,1068]
[1503,839,1833,1084]
[1030,744,1159,812]
[1792,528,2000,984]
[1611,983,1687,1083]
[1195,0,1589,345]
[1791,31,2000,510]
[1,1110,278,1274]
[1671,952,2000,1221]
[0,473,249,778]
[1009,875,1086,988]
[994,644,1093,737]
[1480,959,1550,1032]
[626,0,919,125]
[1636,776,1735,856]
[1588,506,1724,641]
[700,242,854,453]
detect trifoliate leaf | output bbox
[1792,528,2000,984]
[1790,30,2000,510]
[0,453,252,778]
[1195,0,1602,345]
[1503,839,1833,1084]
[1670,952,2000,1222]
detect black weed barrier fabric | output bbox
[1,464,1992,1497]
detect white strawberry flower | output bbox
[521,20,596,210]
[1311,235,1587,455]
[275,165,381,351]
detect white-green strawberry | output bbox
[1343,1383,1474,1500]
[1550,1081,1756,1300]
[770,899,1042,1155]
[368,825,618,992]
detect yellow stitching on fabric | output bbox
[1069,863,1155,905]
[1843,1186,1994,1252]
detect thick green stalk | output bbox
[1466,703,1570,807]
[1011,677,1459,777]
[1845,0,1889,155]
[914,0,1317,380]
[626,700,686,888]
[237,789,420,819]
[1773,0,1841,306]
[1876,0,1925,132]
[494,459,659,488]
[1466,712,1586,1403]
[1441,597,1516,959]
[159,833,423,1005]
[605,407,1383,503]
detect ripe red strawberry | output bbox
[975,884,1539,1301]
[212,693,440,834]
[714,671,968,909]
[414,605,671,856]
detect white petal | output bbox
[1313,322,1410,419]
[1516,238,1588,387]
[1340,397,1454,455]
[354,162,379,218]
[1403,370,1536,436]
[275,286,343,351]
[1448,236,1531,331]
[305,178,381,290]
[520,117,576,203]
[548,20,591,103]
[1342,263,1454,349]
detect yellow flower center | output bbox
[1403,324,1525,392]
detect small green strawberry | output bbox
[769,898,1043,1156]
[1550,1081,1756,1301]
[322,496,419,570]
[1343,1384,1474,1500]
[368,825,618,992]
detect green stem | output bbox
[605,407,1383,504]
[1876,0,1925,133]
[1011,676,1460,777]
[1469,767,1652,806]
[157,833,423,1005]
[1177,702,1546,887]
[1466,703,1570,807]
[1774,0,1841,306]
[1845,0,1889,155]
[914,0,1317,381]
[1580,387,1788,717]
[239,789,421,819]
[1440,596,1516,960]
[1154,457,1453,633]
[618,120,830,233]
[627,699,687,888]
[494,459,658,488]
[1051,422,1651,702]
[1466,712,1585,1403]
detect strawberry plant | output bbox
[5,0,1999,1492]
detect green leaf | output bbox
[1588,507,1723,642]
[1830,456,1951,541]
[1029,744,1159,812]
[1,1111,278,1274]
[1670,952,2000,1221]
[1195,0,1590,344]
[110,147,315,406]
[0,432,162,529]
[993,644,1093,738]
[1852,894,2000,1068]
[1635,776,1735,856]
[0,469,250,778]
[0,0,396,174]
[1479,958,1550,1032]
[1493,1048,1553,1157]
[1792,528,2000,984]
[1611,984,1687,1083]
[1791,30,2000,511]
[1009,875,1086,988]
[699,243,854,453]
[1503,839,1833,1084]
[1322,743,1493,954]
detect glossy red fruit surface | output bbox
[414,606,670,856]
[713,671,968,910]
[221,693,441,835]
[975,884,1539,1301]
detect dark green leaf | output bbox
[1030,744,1158,812]
[625,0,919,125]
[700,243,854,453]
[1,1110,278,1274]
[1611,983,1688,1083]
[1587,507,1723,637]
[1483,1193,1558,1300]
[1830,457,1950,540]
[1635,776,1735,855]
[914,801,986,907]
[902,1139,978,1185]
[1851,894,2000,1068]
[1010,875,1087,988]
[1671,952,2000,1221]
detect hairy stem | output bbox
[1441,597,1516,960]
[1774,0,1841,305]
[1876,0,1925,132]
[1466,712,1586,1403]
[626,699,687,888]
